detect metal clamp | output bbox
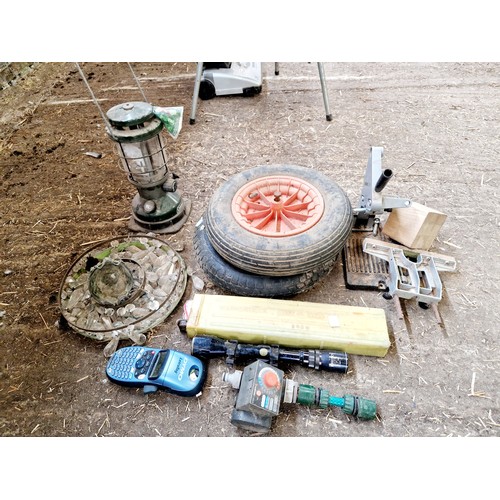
[363,238,456,304]
[225,339,239,368]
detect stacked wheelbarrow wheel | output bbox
[194,164,353,298]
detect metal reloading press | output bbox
[344,146,456,307]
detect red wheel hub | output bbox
[231,175,325,237]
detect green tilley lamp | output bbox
[106,101,191,233]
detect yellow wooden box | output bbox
[185,294,391,357]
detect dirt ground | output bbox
[0,62,498,453]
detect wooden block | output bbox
[382,202,447,250]
[186,294,391,357]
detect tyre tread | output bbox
[194,220,335,298]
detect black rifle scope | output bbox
[191,335,348,373]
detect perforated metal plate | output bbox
[342,232,389,290]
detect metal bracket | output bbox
[363,238,457,304]
[353,147,412,232]
[269,345,280,367]
[225,339,238,368]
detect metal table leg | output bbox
[317,62,332,121]
[189,62,204,125]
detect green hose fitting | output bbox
[318,389,330,409]
[296,384,316,406]
[340,394,377,420]
[296,384,329,408]
[297,385,376,419]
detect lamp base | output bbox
[129,196,192,234]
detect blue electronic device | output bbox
[106,346,206,397]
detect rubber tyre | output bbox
[194,218,336,298]
[242,85,262,96]
[199,79,216,100]
[205,164,353,276]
